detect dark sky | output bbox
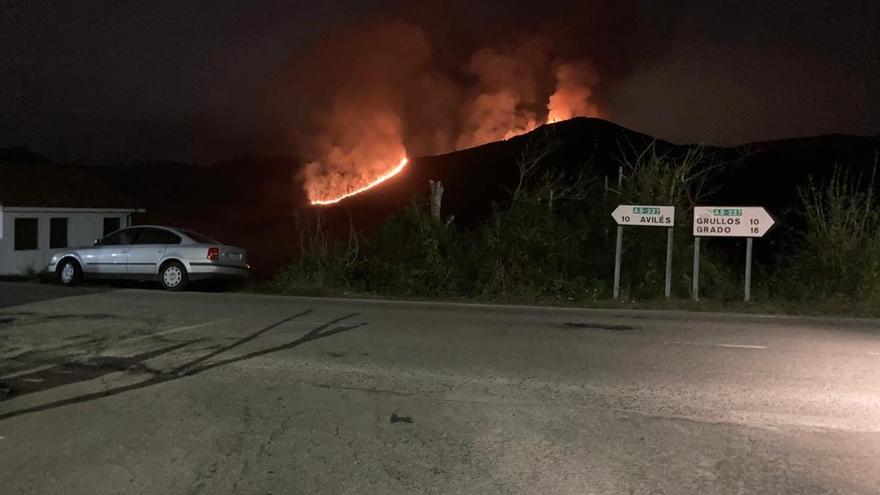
[1,0,878,164]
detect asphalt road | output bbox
[1,282,879,494]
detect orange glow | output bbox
[311,157,409,206]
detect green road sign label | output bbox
[633,207,661,215]
[711,208,742,216]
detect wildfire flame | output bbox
[305,55,598,207]
[310,157,409,206]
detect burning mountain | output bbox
[291,19,603,205]
[310,157,408,206]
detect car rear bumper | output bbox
[187,262,250,280]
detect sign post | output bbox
[665,226,674,298]
[691,206,775,301]
[692,237,701,301]
[613,225,623,299]
[611,205,676,299]
[744,238,754,302]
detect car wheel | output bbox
[57,259,82,287]
[160,261,189,291]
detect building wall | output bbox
[0,207,133,275]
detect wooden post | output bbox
[429,180,444,222]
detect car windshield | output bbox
[183,230,220,244]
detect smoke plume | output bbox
[455,37,551,149]
[548,62,600,123]
[291,20,430,202]
[290,18,607,203]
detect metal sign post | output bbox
[692,237,701,301]
[744,238,754,302]
[665,226,674,298]
[613,225,623,299]
[611,205,676,299]
[692,206,775,302]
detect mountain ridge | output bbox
[3,117,878,277]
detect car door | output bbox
[83,228,136,275]
[127,227,179,276]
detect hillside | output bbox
[3,117,878,277]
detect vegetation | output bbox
[767,161,880,308]
[265,139,880,316]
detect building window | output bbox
[103,217,121,236]
[50,218,68,249]
[14,218,38,251]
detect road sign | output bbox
[691,206,776,303]
[610,204,676,299]
[692,206,774,237]
[611,205,675,227]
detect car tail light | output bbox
[207,247,220,261]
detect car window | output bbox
[134,228,182,245]
[183,230,220,244]
[101,228,135,246]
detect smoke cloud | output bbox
[455,37,551,149]
[548,61,600,123]
[290,18,607,203]
[290,20,430,202]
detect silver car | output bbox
[47,225,249,291]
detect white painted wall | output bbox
[0,207,134,275]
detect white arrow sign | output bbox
[612,205,675,227]
[692,206,775,237]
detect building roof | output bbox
[0,162,142,209]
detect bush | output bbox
[271,139,732,303]
[358,200,466,297]
[773,165,880,304]
[470,194,602,302]
[269,142,880,315]
[269,213,360,294]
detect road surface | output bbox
[1,282,879,494]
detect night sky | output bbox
[1,0,878,164]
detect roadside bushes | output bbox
[770,164,880,305]
[272,138,733,303]
[269,213,360,294]
[270,140,880,313]
[274,193,607,302]
[470,188,604,302]
[357,200,466,297]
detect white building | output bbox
[0,162,142,276]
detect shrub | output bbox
[775,164,880,303]
[270,213,360,294]
[358,200,466,297]
[470,196,601,302]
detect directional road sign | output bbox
[611,205,675,227]
[692,206,775,237]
